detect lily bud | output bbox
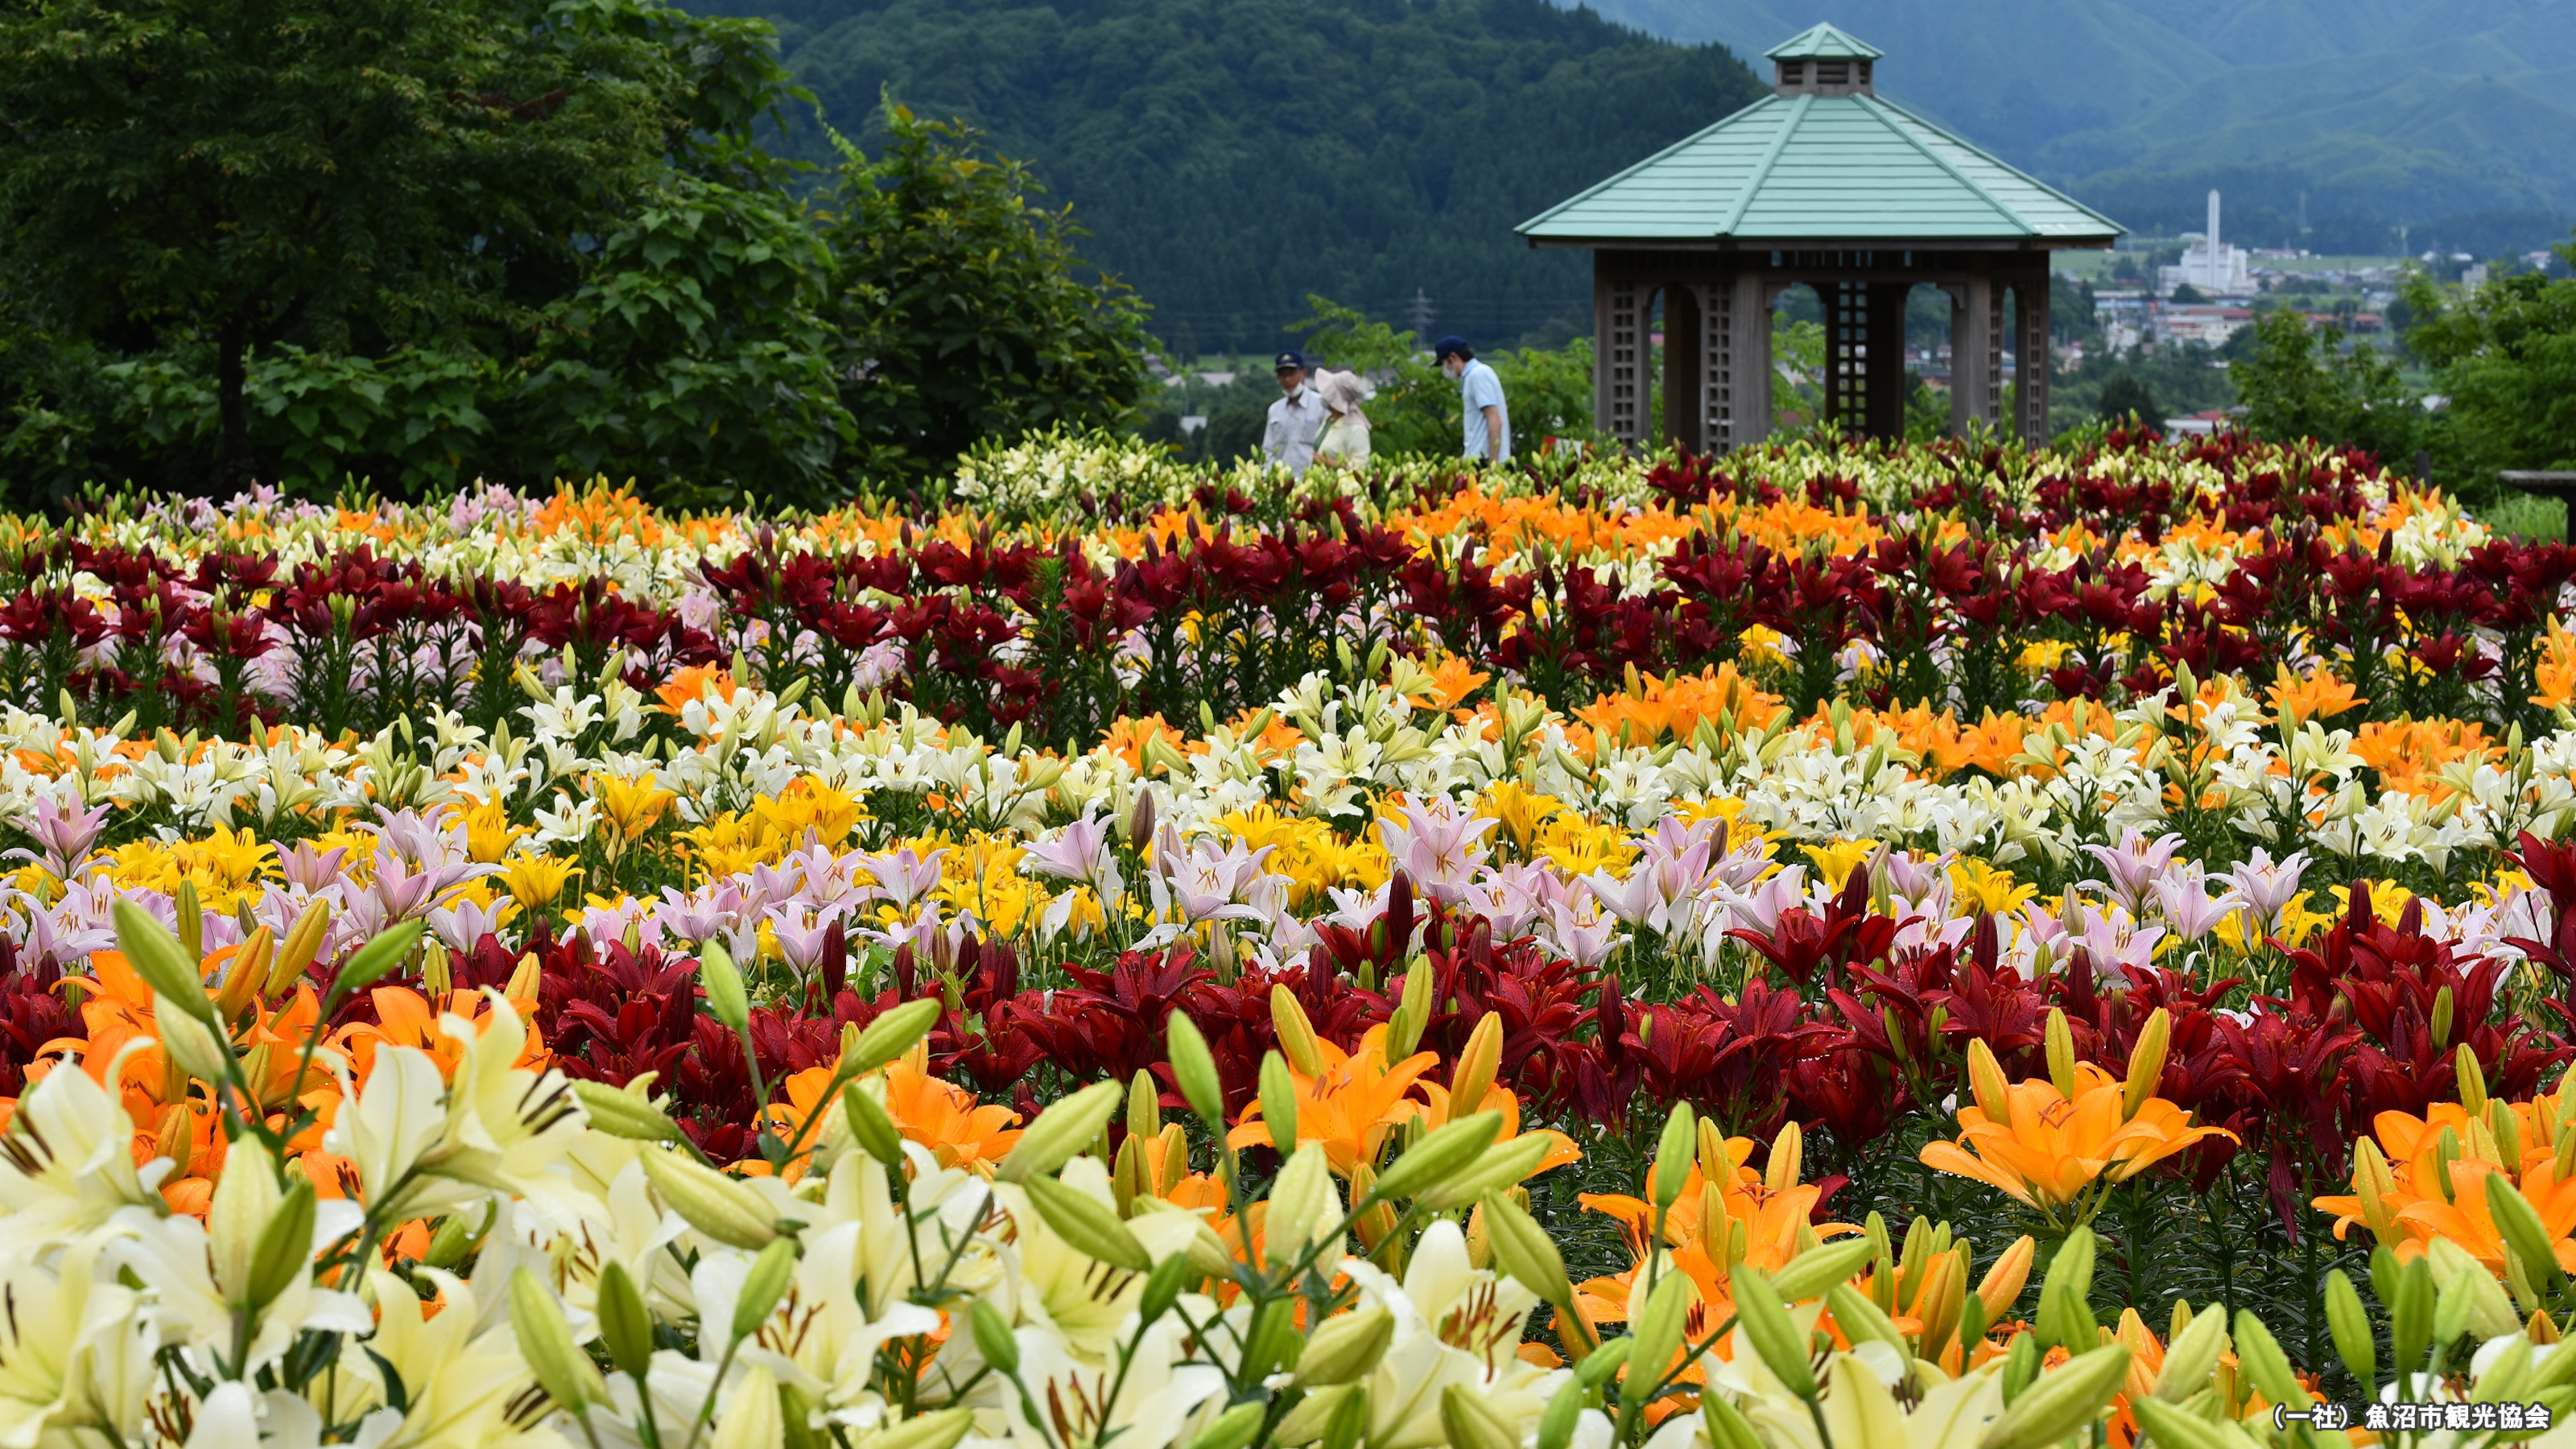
[1480,1188,1574,1307]
[1765,1120,1802,1192]
[708,1364,782,1449]
[506,951,543,1000]
[1418,1132,1551,1210]
[2121,1008,2170,1121]
[1965,1037,2010,1121]
[1190,1403,1267,1449]
[1271,985,1324,1077]
[1439,1385,1521,1449]
[1368,1112,1501,1203]
[2153,1298,2227,1402]
[1164,1012,1225,1126]
[1538,1378,1587,1449]
[848,999,941,1074]
[1982,1344,2130,1449]
[1827,1282,1905,1355]
[240,1187,319,1323]
[872,1410,976,1449]
[154,993,233,1084]
[1022,1173,1153,1273]
[1265,1143,1336,1266]
[1257,1051,1299,1154]
[638,1148,778,1249]
[270,898,331,997]
[2227,1310,2306,1418]
[2487,1171,2566,1295]
[732,1239,798,1345]
[511,1267,608,1414]
[700,940,749,1034]
[1652,1103,1696,1212]
[1725,1269,1811,1402]
[2035,1225,2097,1353]
[969,1299,1018,1376]
[420,939,452,998]
[2130,1399,2240,1449]
[1127,1068,1162,1142]
[1450,1012,1502,1119]
[2457,1041,2488,1115]
[1387,959,1432,1059]
[2043,1008,2076,1099]
[597,1260,655,1379]
[216,927,274,1023]
[2325,1270,2375,1389]
[209,1139,281,1303]
[1294,1305,1393,1386]
[570,1080,682,1142]
[118,903,216,1024]
[1975,1235,2037,1319]
[997,1080,1121,1183]
[1768,1236,1875,1302]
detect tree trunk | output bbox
[217,316,253,490]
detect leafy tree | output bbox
[2403,244,2576,478]
[2233,308,2424,464]
[0,0,682,489]
[816,103,1154,485]
[2096,370,2165,430]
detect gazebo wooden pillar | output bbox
[1521,24,2118,450]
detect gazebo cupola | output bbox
[1517,23,2120,450]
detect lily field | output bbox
[10,431,2576,1447]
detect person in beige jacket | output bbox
[1311,369,1373,470]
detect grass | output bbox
[2475,489,2569,543]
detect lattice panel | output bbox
[1699,283,1733,450]
[1605,283,1645,444]
[1828,279,1870,439]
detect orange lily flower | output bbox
[881,1051,1022,1174]
[1225,1024,1441,1178]
[1920,1061,2235,1232]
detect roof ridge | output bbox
[1715,93,1812,237]
[1854,95,2026,234]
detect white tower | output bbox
[2207,190,2220,261]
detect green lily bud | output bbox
[2000,1331,2041,1405]
[732,1238,798,1345]
[1242,1297,1301,1379]
[2325,1270,2376,1389]
[2128,1397,2243,1449]
[2036,1227,2098,1353]
[570,1079,682,1142]
[1728,1267,1814,1402]
[243,1179,317,1313]
[1366,1112,1501,1203]
[510,1267,608,1414]
[638,1148,778,1249]
[1576,1336,1632,1389]
[1258,1052,1299,1155]
[1538,1377,1587,1449]
[1980,1342,2129,1449]
[2487,1171,2568,1294]
[1189,1402,1267,1449]
[1653,1103,1696,1212]
[1319,1388,1368,1449]
[2154,1298,2229,1403]
[153,993,233,1083]
[841,1080,904,1166]
[847,999,940,1073]
[997,1081,1121,1183]
[1418,1132,1550,1210]
[1480,1189,1572,1304]
[1439,1385,1521,1449]
[1265,1143,1335,1266]
[700,940,749,1033]
[1294,1306,1393,1386]
[332,920,427,1002]
[1022,1173,1153,1273]
[1138,1254,1192,1326]
[2228,1311,2306,1418]
[118,903,216,1023]
[869,1409,976,1449]
[969,1299,1018,1375]
[1769,1237,1876,1302]
[1165,1012,1224,1126]
[597,1260,656,1380]
[1702,1391,1764,1449]
[1826,1282,1906,1354]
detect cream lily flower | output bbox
[0,1045,168,1250]
[993,1158,1144,1362]
[0,1237,163,1449]
[995,1311,1227,1449]
[324,992,581,1228]
[108,1146,369,1377]
[1336,1219,1551,1449]
[352,1267,555,1449]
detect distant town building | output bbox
[2157,304,2252,348]
[2158,191,2254,299]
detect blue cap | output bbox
[1433,335,1471,362]
[1274,349,1307,372]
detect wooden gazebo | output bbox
[1517,23,2121,450]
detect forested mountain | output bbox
[708,0,1765,353]
[1566,0,2576,248]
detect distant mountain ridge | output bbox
[1561,0,2576,246]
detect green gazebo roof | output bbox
[1518,29,2119,247]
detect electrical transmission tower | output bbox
[1408,288,1435,336]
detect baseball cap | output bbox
[1274,349,1308,372]
[1433,335,1471,362]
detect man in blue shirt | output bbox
[1435,335,1509,465]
